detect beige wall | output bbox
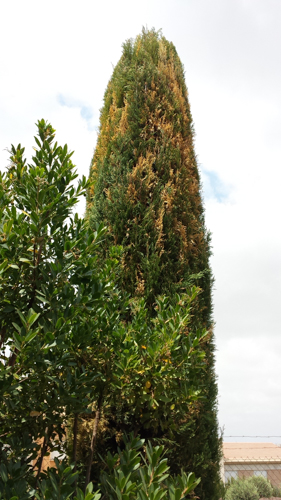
[268,469,281,487]
[224,463,281,486]
[32,454,56,471]
[41,456,56,470]
[238,470,253,479]
[32,437,59,472]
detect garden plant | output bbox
[0,120,208,499]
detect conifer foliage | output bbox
[87,29,221,499]
[88,29,208,311]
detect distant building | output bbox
[222,442,281,486]
[32,438,65,471]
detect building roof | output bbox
[223,443,281,463]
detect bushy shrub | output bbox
[249,475,273,498]
[100,434,200,500]
[225,478,259,500]
[272,484,281,497]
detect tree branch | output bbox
[85,394,103,490]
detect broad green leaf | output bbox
[27,312,40,327]
[12,322,22,334]
[0,464,8,482]
[19,258,32,264]
[25,330,38,343]
[16,309,27,327]
[13,331,22,349]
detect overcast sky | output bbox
[1,0,281,446]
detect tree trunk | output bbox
[73,413,78,494]
[85,395,102,490]
[34,434,48,490]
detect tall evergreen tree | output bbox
[87,29,221,499]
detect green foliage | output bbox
[0,119,111,495]
[0,457,100,500]
[0,121,204,498]
[35,460,101,500]
[225,475,275,500]
[249,476,273,498]
[272,484,281,497]
[100,434,200,500]
[87,27,210,316]
[225,479,259,500]
[68,288,208,485]
[87,28,221,499]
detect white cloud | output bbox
[200,168,233,203]
[217,336,281,443]
[57,94,96,131]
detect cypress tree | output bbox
[87,28,221,499]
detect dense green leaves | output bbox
[0,119,111,495]
[100,435,200,500]
[87,28,222,498]
[0,120,206,498]
[88,28,210,317]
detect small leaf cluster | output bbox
[101,434,200,500]
[0,458,99,500]
[35,459,101,500]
